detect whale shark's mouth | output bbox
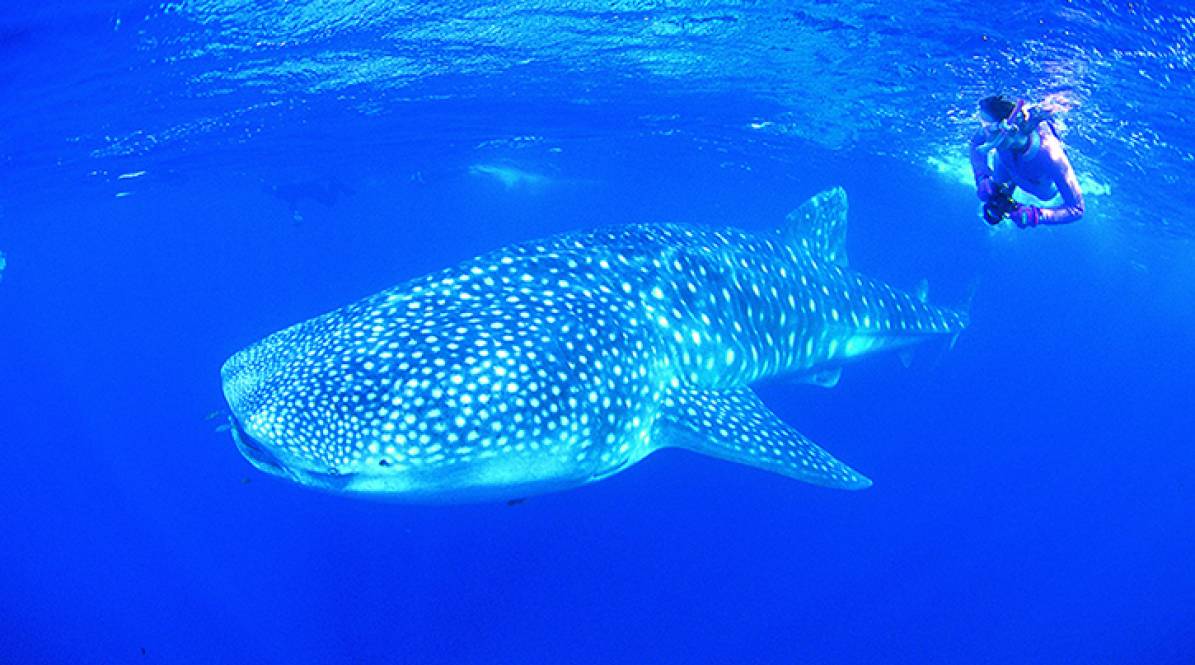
[228,415,356,492]
[228,415,286,474]
[226,415,580,501]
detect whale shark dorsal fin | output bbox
[781,186,850,267]
[654,386,871,490]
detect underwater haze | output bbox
[2,1,1194,663]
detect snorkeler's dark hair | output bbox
[979,95,1017,120]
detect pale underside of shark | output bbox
[221,187,968,502]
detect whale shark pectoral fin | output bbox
[781,186,850,267]
[654,386,872,490]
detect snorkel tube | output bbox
[1000,98,1027,133]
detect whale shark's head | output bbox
[220,313,365,493]
[220,284,651,502]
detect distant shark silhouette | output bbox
[468,163,551,189]
[222,187,967,502]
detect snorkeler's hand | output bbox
[976,176,998,201]
[1010,204,1041,228]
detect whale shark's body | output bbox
[222,188,967,502]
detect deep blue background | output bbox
[2,2,1194,664]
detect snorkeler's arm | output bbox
[968,131,994,183]
[969,131,1010,200]
[1036,140,1085,224]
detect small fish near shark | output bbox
[222,187,967,502]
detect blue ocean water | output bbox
[2,1,1194,663]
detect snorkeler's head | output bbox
[979,95,1018,123]
[976,95,1032,151]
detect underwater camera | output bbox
[982,185,1018,225]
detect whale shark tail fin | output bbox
[948,277,979,353]
[654,385,871,490]
[781,186,850,267]
[900,277,970,368]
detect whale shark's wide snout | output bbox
[222,340,365,493]
[220,317,357,484]
[221,323,304,424]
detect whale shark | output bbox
[221,187,968,502]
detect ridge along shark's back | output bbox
[221,187,968,502]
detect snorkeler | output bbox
[969,95,1085,228]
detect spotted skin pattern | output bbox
[222,188,967,502]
